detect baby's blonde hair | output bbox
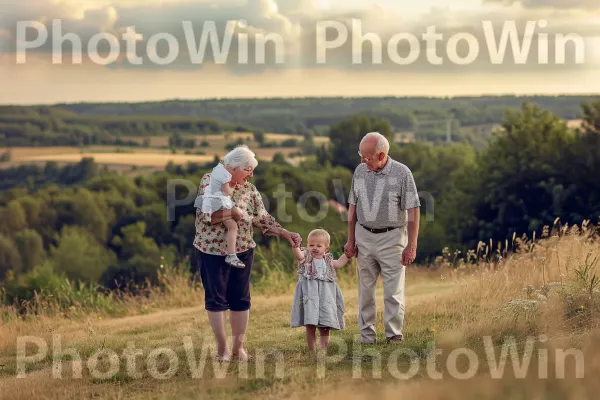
[307,228,330,245]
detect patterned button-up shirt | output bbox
[194,172,283,255]
[348,157,421,229]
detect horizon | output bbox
[3,91,600,107]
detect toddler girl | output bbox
[290,229,349,352]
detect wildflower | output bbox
[506,299,540,312]
[98,316,102,320]
[429,328,437,333]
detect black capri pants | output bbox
[194,247,254,312]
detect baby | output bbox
[196,162,244,268]
[290,229,350,352]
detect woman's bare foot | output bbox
[215,352,231,362]
[232,348,251,361]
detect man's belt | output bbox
[360,224,398,234]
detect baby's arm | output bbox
[221,182,232,196]
[331,254,350,269]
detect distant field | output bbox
[567,119,584,128]
[13,152,216,167]
[2,144,303,169]
[1,130,327,170]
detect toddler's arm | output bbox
[293,246,305,263]
[331,254,350,269]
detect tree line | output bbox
[2,95,598,147]
[0,106,250,147]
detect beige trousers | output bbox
[355,224,408,344]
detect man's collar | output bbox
[367,156,392,174]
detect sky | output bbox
[0,0,599,104]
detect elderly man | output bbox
[344,132,421,344]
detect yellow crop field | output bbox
[5,146,302,168]
[14,152,216,167]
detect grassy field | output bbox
[1,228,599,399]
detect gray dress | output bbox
[290,253,345,330]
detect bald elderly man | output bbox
[344,132,421,345]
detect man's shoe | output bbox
[360,338,377,345]
[386,335,403,344]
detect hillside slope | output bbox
[1,229,599,399]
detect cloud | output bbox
[484,0,600,10]
[2,0,599,75]
[292,3,600,75]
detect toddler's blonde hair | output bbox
[307,228,330,245]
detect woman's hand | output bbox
[284,231,302,248]
[266,227,302,248]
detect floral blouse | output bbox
[296,248,338,282]
[194,172,283,255]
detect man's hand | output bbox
[344,240,357,258]
[402,243,417,265]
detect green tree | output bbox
[112,221,160,260]
[0,200,28,235]
[581,100,600,134]
[271,152,287,164]
[328,115,394,171]
[54,188,112,243]
[106,221,161,288]
[13,229,45,273]
[51,226,115,282]
[253,130,265,145]
[0,235,22,279]
[449,102,575,248]
[562,101,600,223]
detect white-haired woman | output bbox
[192,145,302,361]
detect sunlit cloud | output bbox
[1,0,599,103]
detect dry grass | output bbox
[1,231,599,399]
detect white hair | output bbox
[223,144,258,169]
[360,132,390,154]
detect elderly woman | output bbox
[192,145,301,361]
